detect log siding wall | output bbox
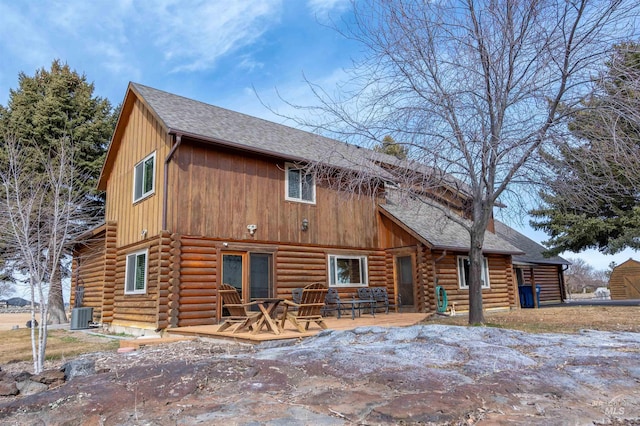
[71,231,106,323]
[111,236,162,330]
[102,222,117,324]
[433,252,513,312]
[520,265,564,304]
[176,236,217,327]
[158,236,390,328]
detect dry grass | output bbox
[0,328,119,365]
[424,305,640,333]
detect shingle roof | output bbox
[494,220,570,265]
[380,196,523,254]
[131,82,395,178]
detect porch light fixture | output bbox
[301,218,309,231]
[247,224,257,235]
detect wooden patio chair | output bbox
[280,283,329,332]
[217,283,260,333]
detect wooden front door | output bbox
[395,255,414,309]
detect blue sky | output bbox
[0,0,636,272]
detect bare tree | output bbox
[0,134,95,373]
[564,257,609,295]
[0,281,11,299]
[279,0,638,324]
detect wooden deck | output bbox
[166,312,429,343]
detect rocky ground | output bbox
[1,324,639,425]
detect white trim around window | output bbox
[457,255,490,290]
[328,254,368,287]
[125,249,148,294]
[285,162,315,204]
[133,151,156,203]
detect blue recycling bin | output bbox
[519,285,541,308]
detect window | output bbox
[328,255,368,287]
[133,152,156,202]
[457,256,490,289]
[125,250,148,294]
[285,163,315,203]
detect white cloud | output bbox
[140,1,283,73]
[307,0,350,19]
[0,3,56,73]
[237,56,265,72]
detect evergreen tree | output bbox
[531,43,640,255]
[374,135,408,160]
[0,60,117,322]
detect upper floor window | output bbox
[125,249,148,294]
[457,256,490,290]
[285,163,315,204]
[133,152,156,203]
[328,254,368,287]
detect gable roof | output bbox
[380,196,523,255]
[98,82,397,189]
[494,220,570,265]
[612,258,640,271]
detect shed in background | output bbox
[609,259,640,300]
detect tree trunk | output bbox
[47,260,67,324]
[468,198,492,325]
[468,235,486,325]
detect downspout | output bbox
[162,133,182,231]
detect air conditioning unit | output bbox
[70,307,93,330]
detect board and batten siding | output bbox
[104,99,169,248]
[166,141,381,248]
[378,213,420,249]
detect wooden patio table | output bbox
[338,298,377,320]
[250,298,284,335]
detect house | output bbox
[608,259,640,300]
[72,82,554,334]
[494,221,570,307]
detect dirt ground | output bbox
[1,306,639,425]
[0,313,33,331]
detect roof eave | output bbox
[167,128,309,164]
[431,244,524,256]
[72,222,106,246]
